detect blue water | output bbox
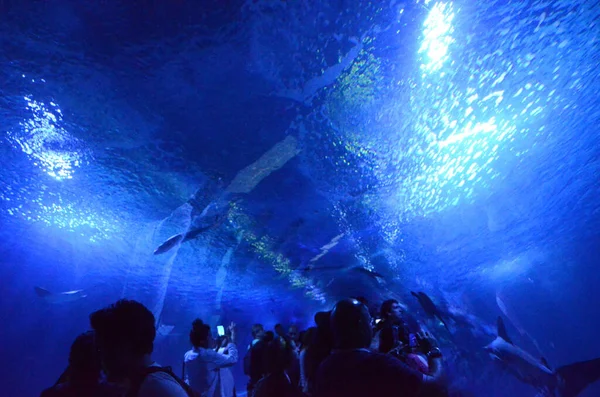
[2,0,600,396]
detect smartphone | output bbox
[217,325,225,337]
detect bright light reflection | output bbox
[482,250,541,281]
[6,96,85,180]
[1,190,121,243]
[419,2,455,74]
[382,0,541,217]
[1,91,115,242]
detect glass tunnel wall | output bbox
[1,0,600,396]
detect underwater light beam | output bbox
[384,0,538,217]
[418,1,455,75]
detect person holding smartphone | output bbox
[215,325,236,397]
[183,320,238,397]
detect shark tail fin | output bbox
[34,287,52,297]
[557,358,600,397]
[496,316,513,344]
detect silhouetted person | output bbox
[286,325,301,390]
[253,334,301,397]
[378,299,412,355]
[304,311,333,396]
[288,325,301,348]
[40,331,123,397]
[314,298,447,397]
[245,326,269,396]
[90,299,191,397]
[299,327,317,394]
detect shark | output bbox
[485,316,600,397]
[153,135,300,256]
[410,291,452,334]
[34,286,87,304]
[153,197,231,255]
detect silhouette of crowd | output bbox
[40,297,449,397]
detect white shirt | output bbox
[216,350,235,397]
[299,349,308,393]
[138,363,190,397]
[183,344,238,397]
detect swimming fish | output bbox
[485,317,600,397]
[34,286,87,304]
[154,135,300,255]
[153,200,229,255]
[351,266,386,282]
[496,289,544,357]
[410,291,452,333]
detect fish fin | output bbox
[541,357,551,369]
[410,291,419,298]
[497,316,513,344]
[34,287,52,297]
[557,358,600,397]
[419,292,435,305]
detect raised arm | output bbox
[417,333,447,396]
